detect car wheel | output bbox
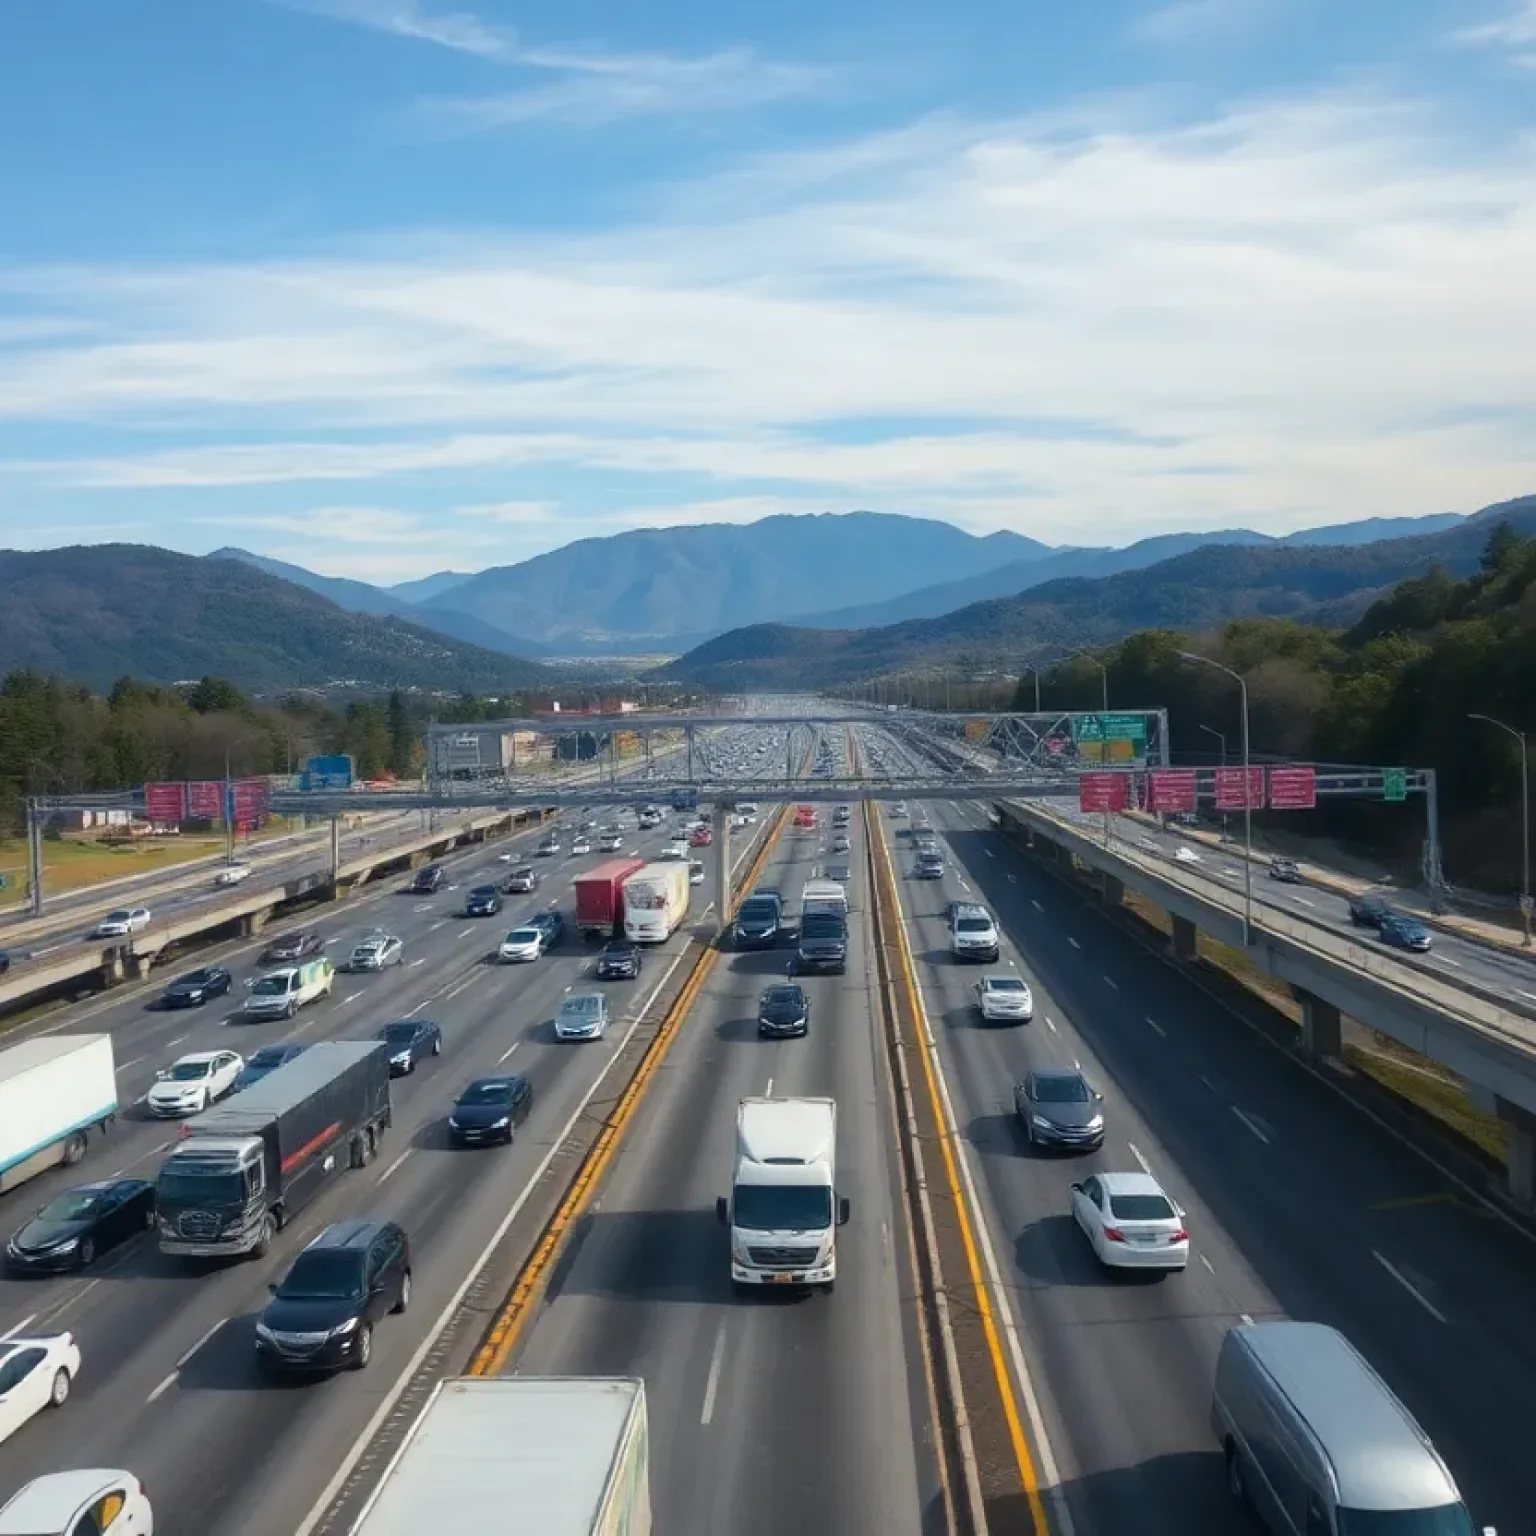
[1025,1120,1035,1148]
[392,1271,411,1314]
[61,1131,88,1167]
[431,1036,441,1056]
[77,1236,96,1269]
[48,1367,71,1407]
[352,1322,373,1369]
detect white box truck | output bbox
[0,1035,117,1195]
[622,860,691,944]
[800,878,848,919]
[350,1376,651,1536]
[717,1096,849,1295]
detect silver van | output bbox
[1212,1321,1492,1536]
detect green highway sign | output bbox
[1382,767,1408,803]
[1070,713,1148,746]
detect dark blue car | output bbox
[1378,914,1432,953]
[377,1018,443,1074]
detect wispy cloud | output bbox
[276,0,512,59]
[421,48,829,132]
[1131,0,1268,43]
[1454,1,1536,61]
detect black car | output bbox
[1348,892,1395,929]
[536,835,561,857]
[1014,1069,1105,1152]
[528,910,566,949]
[263,929,323,964]
[596,940,642,980]
[0,950,9,976]
[410,864,446,894]
[254,1218,411,1375]
[758,983,810,1038]
[161,965,234,1008]
[732,893,782,949]
[6,1179,156,1273]
[447,1075,534,1146]
[795,910,848,975]
[501,865,540,894]
[463,885,503,917]
[232,1042,312,1093]
[376,1018,443,1074]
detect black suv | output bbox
[464,885,503,917]
[410,864,446,894]
[1348,892,1394,928]
[596,940,642,980]
[254,1218,411,1375]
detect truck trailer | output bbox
[574,856,647,940]
[622,860,692,944]
[154,1040,391,1259]
[350,1376,651,1536]
[0,1035,116,1196]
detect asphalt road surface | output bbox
[511,801,943,1536]
[882,785,1531,1536]
[0,790,770,1535]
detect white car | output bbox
[570,836,592,856]
[345,933,404,971]
[1070,1171,1188,1273]
[498,926,545,963]
[555,993,611,1041]
[975,975,1034,1023]
[663,839,689,861]
[93,907,151,938]
[689,860,706,886]
[146,1050,244,1117]
[0,1334,80,1446]
[0,1469,152,1536]
[599,832,624,852]
[1173,847,1201,865]
[213,863,251,886]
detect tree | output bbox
[385,690,415,778]
[1480,520,1523,578]
[185,676,249,716]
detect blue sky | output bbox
[2,0,1536,582]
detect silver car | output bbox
[345,933,403,971]
[555,992,611,1041]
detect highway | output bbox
[1049,800,1536,1006]
[509,783,943,1535]
[0,731,783,1536]
[867,737,1530,1535]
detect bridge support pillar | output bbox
[1291,987,1343,1058]
[126,952,153,982]
[1495,1097,1536,1207]
[1102,874,1124,908]
[240,909,270,938]
[1171,914,1198,962]
[99,949,125,988]
[713,807,732,937]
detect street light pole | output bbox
[1468,713,1531,945]
[1199,723,1229,842]
[1181,652,1252,945]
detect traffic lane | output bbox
[0,896,697,1532]
[512,830,935,1536]
[0,817,702,1313]
[888,819,1271,1533]
[924,807,1534,1532]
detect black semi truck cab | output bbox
[155,1040,392,1260]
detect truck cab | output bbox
[717,1097,849,1295]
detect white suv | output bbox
[949,902,1000,962]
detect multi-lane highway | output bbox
[1048,800,1536,1004]
[509,791,943,1535]
[862,725,1528,1536]
[0,741,782,1535]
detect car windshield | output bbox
[168,1060,213,1081]
[176,970,215,986]
[801,914,844,937]
[278,1249,366,1301]
[739,900,778,922]
[988,979,1027,994]
[273,933,303,948]
[37,1190,105,1221]
[1334,1508,1475,1536]
[1034,1075,1090,1102]
[957,917,991,933]
[379,1023,419,1043]
[763,986,804,1010]
[506,928,540,943]
[1107,1193,1176,1221]
[560,996,602,1018]
[248,1047,291,1068]
[105,909,131,923]
[603,944,636,957]
[458,1080,515,1107]
[250,976,290,996]
[471,887,497,898]
[732,1183,833,1232]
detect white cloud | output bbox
[1131,0,1268,43]
[5,85,1536,549]
[276,0,512,58]
[1455,1,1536,63]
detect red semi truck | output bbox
[574,857,648,940]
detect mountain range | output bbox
[0,546,549,693]
[657,497,1536,688]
